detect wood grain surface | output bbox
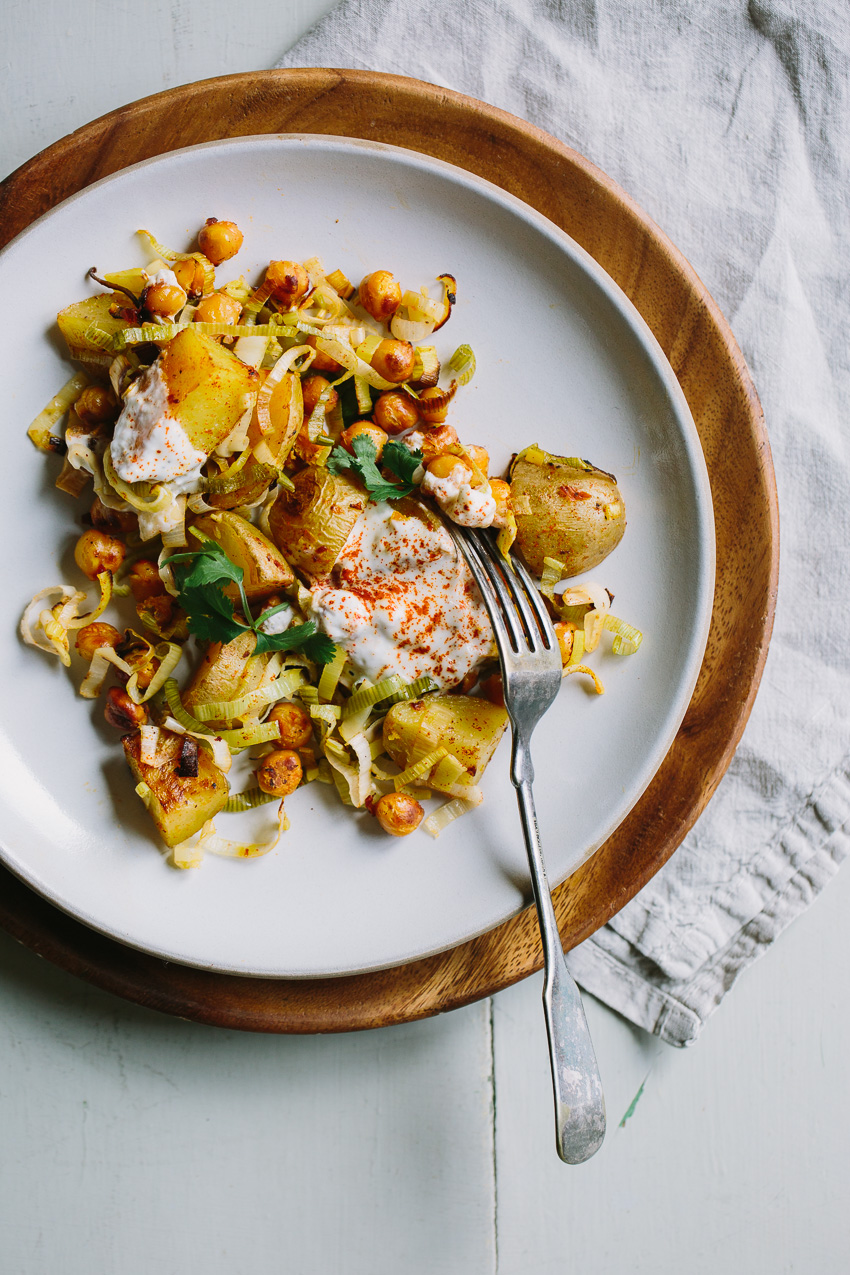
[0,69,779,1032]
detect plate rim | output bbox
[0,69,777,1028]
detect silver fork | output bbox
[447,524,606,1164]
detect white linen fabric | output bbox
[276,1,850,1045]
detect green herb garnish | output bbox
[326,434,424,503]
[169,537,337,662]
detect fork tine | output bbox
[448,526,515,654]
[462,532,527,652]
[509,554,559,649]
[472,531,548,652]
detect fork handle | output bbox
[513,742,606,1164]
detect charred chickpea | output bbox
[341,422,388,460]
[358,271,402,322]
[418,386,451,424]
[374,791,424,837]
[305,335,343,374]
[412,423,459,461]
[197,218,244,266]
[104,687,147,732]
[194,291,243,326]
[301,375,339,417]
[373,390,419,435]
[267,702,314,749]
[140,594,175,629]
[371,338,415,384]
[256,749,303,798]
[144,280,187,319]
[489,478,512,528]
[128,559,166,603]
[426,454,471,482]
[171,256,207,297]
[76,385,118,426]
[75,622,122,662]
[553,622,576,666]
[265,260,311,307]
[74,529,125,580]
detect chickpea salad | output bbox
[21,218,641,867]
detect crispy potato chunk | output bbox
[124,730,229,848]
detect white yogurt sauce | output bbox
[110,360,207,487]
[308,502,493,689]
[145,266,182,290]
[259,606,294,636]
[421,463,497,528]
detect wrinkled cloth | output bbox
[276,1,850,1044]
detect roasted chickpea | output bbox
[76,385,118,427]
[373,391,419,435]
[302,375,339,417]
[144,280,187,319]
[197,218,244,266]
[74,529,125,580]
[358,271,402,322]
[128,559,166,603]
[553,621,576,666]
[89,496,137,536]
[408,424,459,462]
[418,386,451,424]
[267,702,314,749]
[371,338,415,384]
[427,454,471,482]
[193,291,243,326]
[172,256,207,297]
[341,422,387,459]
[481,673,505,707]
[265,260,311,307]
[256,748,303,797]
[374,791,424,837]
[465,446,489,474]
[489,478,512,528]
[305,335,343,374]
[104,687,147,732]
[139,594,174,629]
[75,622,122,661]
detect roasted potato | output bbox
[183,631,266,712]
[268,466,366,577]
[57,294,131,361]
[383,694,508,792]
[124,729,229,848]
[192,510,294,600]
[509,446,626,577]
[156,328,260,457]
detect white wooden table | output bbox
[2,4,848,1271]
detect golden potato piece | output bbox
[57,293,130,360]
[509,446,626,577]
[192,510,294,600]
[182,631,264,712]
[124,730,229,848]
[268,466,366,578]
[156,328,260,457]
[383,694,508,791]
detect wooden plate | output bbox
[0,70,778,1032]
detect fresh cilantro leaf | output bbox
[325,434,424,503]
[253,621,337,663]
[180,582,245,645]
[175,541,243,592]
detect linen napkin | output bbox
[276,0,850,1045]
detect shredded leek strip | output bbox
[317,646,346,702]
[393,747,448,791]
[139,725,160,766]
[298,685,320,706]
[540,556,566,601]
[218,722,281,751]
[604,614,643,655]
[343,674,406,719]
[79,646,133,699]
[242,278,275,320]
[137,230,215,293]
[323,735,371,807]
[310,704,342,743]
[161,717,232,773]
[20,586,77,664]
[191,670,305,722]
[314,334,396,390]
[496,512,518,557]
[163,679,214,734]
[102,450,171,513]
[380,675,438,708]
[27,371,90,451]
[62,571,112,630]
[223,788,280,813]
[126,642,183,705]
[568,629,586,665]
[448,344,476,386]
[562,664,605,694]
[424,793,483,838]
[429,753,467,791]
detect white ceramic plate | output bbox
[0,135,713,977]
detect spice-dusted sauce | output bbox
[308,501,493,689]
[110,360,206,488]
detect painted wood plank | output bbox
[492,863,850,1273]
